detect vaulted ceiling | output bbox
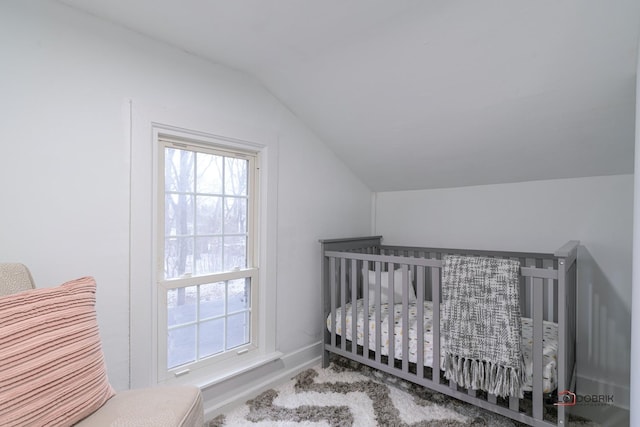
[58,0,639,191]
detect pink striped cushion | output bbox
[0,277,115,426]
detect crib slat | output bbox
[388,262,395,368]
[513,258,534,416]
[351,259,358,356]
[533,277,544,420]
[409,251,417,299]
[431,261,441,379]
[330,257,337,348]
[402,264,409,373]
[422,251,431,301]
[375,262,382,364]
[518,258,526,317]
[557,258,567,426]
[363,260,370,358]
[524,257,535,318]
[340,258,347,351]
[442,252,456,391]
[542,259,555,322]
[416,266,425,380]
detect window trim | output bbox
[129,109,280,389]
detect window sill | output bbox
[163,351,283,390]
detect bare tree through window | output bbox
[161,142,253,370]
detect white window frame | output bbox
[130,109,280,389]
[156,137,260,382]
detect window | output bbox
[157,137,258,379]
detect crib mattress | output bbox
[326,300,558,393]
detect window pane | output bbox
[167,286,197,327]
[224,157,248,196]
[168,324,196,369]
[226,312,250,349]
[223,236,247,271]
[228,279,250,313]
[165,148,194,193]
[224,197,247,234]
[195,236,222,275]
[196,195,222,235]
[199,318,224,358]
[165,194,194,237]
[196,152,223,194]
[199,282,225,319]
[165,237,194,279]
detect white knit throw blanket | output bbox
[441,255,526,398]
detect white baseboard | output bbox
[201,341,323,422]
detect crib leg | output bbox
[322,349,330,368]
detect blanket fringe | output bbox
[443,353,526,398]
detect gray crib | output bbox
[320,236,578,427]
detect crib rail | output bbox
[320,236,579,427]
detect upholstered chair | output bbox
[0,263,204,427]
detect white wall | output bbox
[0,0,371,404]
[276,110,375,353]
[375,175,633,412]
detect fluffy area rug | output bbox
[208,358,597,427]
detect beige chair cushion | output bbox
[0,263,35,296]
[75,386,204,427]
